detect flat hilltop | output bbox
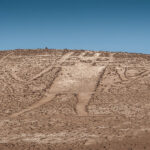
[0,49,150,150]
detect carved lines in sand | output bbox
[10,52,74,118]
[10,52,112,117]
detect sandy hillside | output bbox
[0,49,150,150]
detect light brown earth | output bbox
[0,49,150,150]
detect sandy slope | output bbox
[0,49,150,150]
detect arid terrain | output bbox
[0,49,150,150]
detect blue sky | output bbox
[0,0,150,54]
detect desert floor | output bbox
[0,49,150,150]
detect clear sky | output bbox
[0,0,150,54]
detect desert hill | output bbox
[0,49,150,150]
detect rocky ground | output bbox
[0,49,150,150]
